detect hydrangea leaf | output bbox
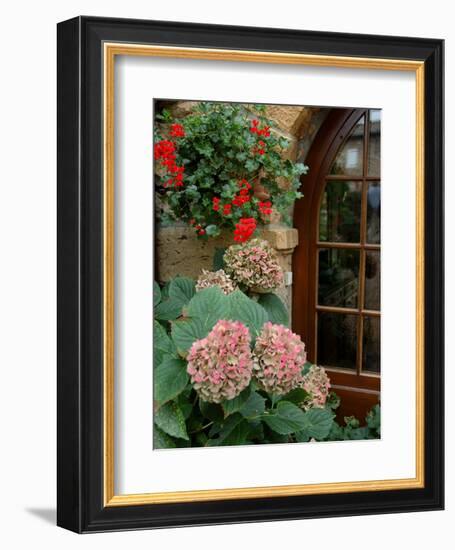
[226,290,268,337]
[154,401,189,441]
[154,357,189,405]
[154,320,177,368]
[257,293,289,327]
[221,420,250,446]
[153,426,176,449]
[222,387,251,417]
[294,408,334,442]
[186,286,229,332]
[168,276,195,306]
[239,391,266,418]
[262,401,308,435]
[171,317,206,353]
[154,281,162,306]
[280,387,309,406]
[206,413,249,446]
[154,296,183,321]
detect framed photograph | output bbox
[57,16,444,532]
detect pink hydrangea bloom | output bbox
[196,269,237,295]
[224,238,283,293]
[253,322,306,395]
[301,365,331,409]
[187,320,253,403]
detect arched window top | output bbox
[330,115,365,176]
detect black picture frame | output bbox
[57,16,444,533]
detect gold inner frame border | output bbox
[103,43,425,506]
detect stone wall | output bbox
[156,224,297,311]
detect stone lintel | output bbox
[260,226,299,252]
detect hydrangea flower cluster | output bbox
[253,322,307,395]
[195,269,238,295]
[301,365,331,410]
[224,238,283,292]
[187,320,253,403]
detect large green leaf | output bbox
[154,401,189,440]
[168,277,195,306]
[154,296,183,321]
[258,293,289,326]
[226,290,268,337]
[171,317,206,353]
[222,387,251,417]
[154,320,177,368]
[206,413,249,446]
[262,401,308,435]
[294,408,334,442]
[221,420,250,446]
[187,286,229,332]
[153,426,176,449]
[280,387,309,406]
[154,281,162,305]
[239,391,266,418]
[154,357,189,404]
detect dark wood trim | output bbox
[293,107,382,412]
[317,241,381,250]
[57,16,82,533]
[293,108,365,355]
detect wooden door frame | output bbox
[292,108,380,417]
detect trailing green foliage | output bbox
[155,102,308,238]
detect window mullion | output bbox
[357,110,370,375]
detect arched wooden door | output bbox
[293,108,381,419]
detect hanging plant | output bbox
[154,102,308,241]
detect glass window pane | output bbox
[362,316,380,373]
[330,116,365,176]
[319,181,362,242]
[317,312,357,370]
[318,249,360,308]
[365,251,380,310]
[368,110,381,177]
[367,181,381,244]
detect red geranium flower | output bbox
[234,217,257,242]
[212,197,221,211]
[259,201,273,216]
[169,123,185,138]
[154,138,185,188]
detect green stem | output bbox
[189,421,213,435]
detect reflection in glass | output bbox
[318,249,359,308]
[362,316,380,373]
[319,181,361,242]
[330,116,365,176]
[368,110,381,176]
[367,181,381,243]
[365,251,380,310]
[317,313,357,370]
